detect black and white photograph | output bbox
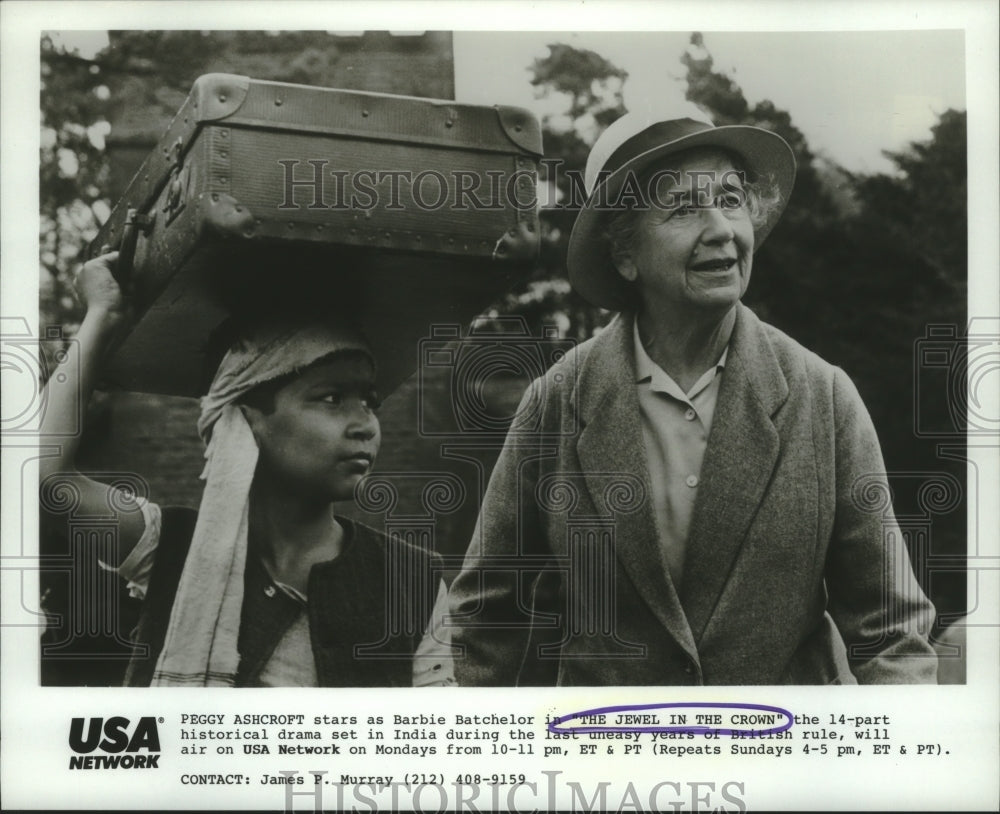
[2,1,998,811]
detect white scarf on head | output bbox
[150,320,372,686]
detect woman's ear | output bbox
[612,249,638,282]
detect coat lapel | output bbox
[680,305,789,642]
[574,313,698,661]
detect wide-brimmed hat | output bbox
[567,113,797,310]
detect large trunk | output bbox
[89,73,542,397]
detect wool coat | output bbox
[449,304,937,685]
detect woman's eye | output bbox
[718,191,746,210]
[672,204,697,218]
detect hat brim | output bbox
[567,125,796,311]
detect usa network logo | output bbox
[68,717,162,770]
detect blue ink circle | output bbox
[548,702,794,737]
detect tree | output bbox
[852,109,966,298]
[841,110,967,467]
[40,34,113,348]
[489,43,629,340]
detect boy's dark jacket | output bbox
[125,507,441,687]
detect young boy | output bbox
[39,251,452,687]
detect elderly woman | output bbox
[449,114,937,685]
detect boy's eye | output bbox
[319,389,381,411]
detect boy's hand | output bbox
[74,251,130,326]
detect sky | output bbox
[452,30,966,175]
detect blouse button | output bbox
[685,474,698,488]
[684,408,696,421]
[264,585,276,598]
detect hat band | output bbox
[599,118,714,187]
